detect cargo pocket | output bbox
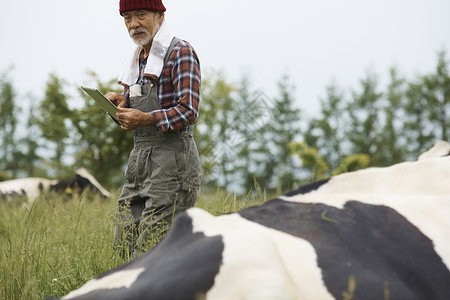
[125,148,138,184]
[150,146,181,191]
[182,139,201,192]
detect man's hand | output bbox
[105,92,127,108]
[116,107,155,131]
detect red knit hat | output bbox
[119,0,166,15]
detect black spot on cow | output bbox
[239,199,450,300]
[46,213,224,300]
[50,175,104,197]
[0,189,26,203]
[283,178,330,197]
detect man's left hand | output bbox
[116,107,155,131]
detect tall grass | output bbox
[0,188,268,299]
[0,192,121,299]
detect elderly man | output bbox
[106,0,202,258]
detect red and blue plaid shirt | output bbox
[123,40,201,133]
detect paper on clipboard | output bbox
[81,86,120,124]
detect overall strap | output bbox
[163,37,182,65]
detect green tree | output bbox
[289,141,329,181]
[232,75,274,193]
[70,72,133,187]
[194,70,221,186]
[289,141,370,180]
[0,75,20,177]
[22,102,42,177]
[331,153,370,175]
[255,75,301,193]
[402,51,450,158]
[194,70,233,188]
[194,71,257,188]
[35,73,72,175]
[346,71,385,166]
[304,81,346,170]
[404,79,436,157]
[231,75,255,191]
[420,51,449,142]
[378,67,407,164]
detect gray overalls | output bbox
[114,39,201,257]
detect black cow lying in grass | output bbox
[0,168,110,203]
[47,141,450,300]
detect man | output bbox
[106,0,202,258]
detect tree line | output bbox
[0,51,448,195]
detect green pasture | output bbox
[0,189,267,300]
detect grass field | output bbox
[0,188,268,300]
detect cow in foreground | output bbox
[47,142,450,300]
[0,168,110,203]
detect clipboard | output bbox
[81,86,120,124]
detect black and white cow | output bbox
[0,168,110,203]
[46,142,450,300]
[418,139,450,160]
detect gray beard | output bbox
[130,26,159,47]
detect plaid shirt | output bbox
[123,40,201,133]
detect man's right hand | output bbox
[105,92,127,108]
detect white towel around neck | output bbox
[118,19,174,86]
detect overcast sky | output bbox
[1,0,450,117]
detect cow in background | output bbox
[0,168,110,203]
[46,141,450,300]
[418,139,450,160]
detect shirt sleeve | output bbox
[121,85,130,108]
[152,43,201,133]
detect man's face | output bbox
[123,10,163,47]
